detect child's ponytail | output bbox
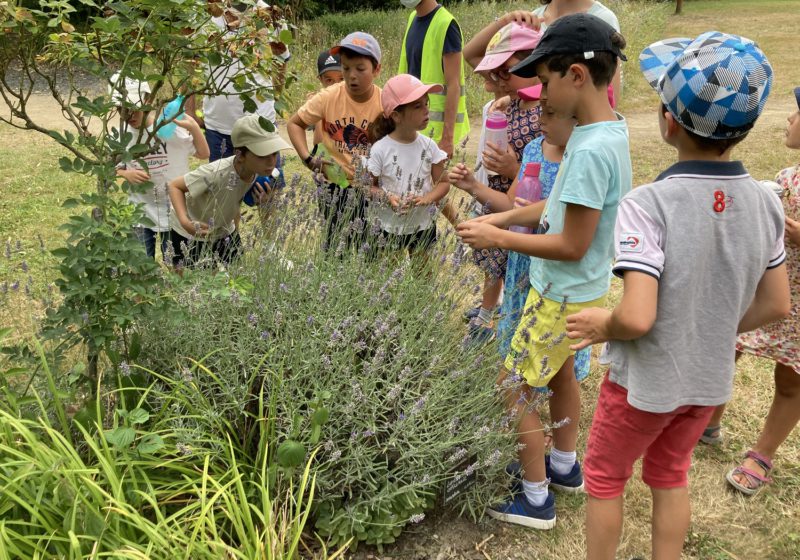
[368,114,395,144]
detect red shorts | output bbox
[584,373,715,499]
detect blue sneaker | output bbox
[462,305,481,322]
[487,491,556,530]
[545,455,585,493]
[505,462,523,494]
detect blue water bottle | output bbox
[156,95,185,140]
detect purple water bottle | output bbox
[509,162,542,234]
[484,111,508,176]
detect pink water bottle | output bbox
[484,111,508,176]
[509,162,542,234]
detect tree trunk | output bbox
[675,0,684,14]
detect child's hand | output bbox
[499,10,540,29]
[565,307,612,350]
[387,194,403,210]
[490,96,511,113]
[251,182,272,205]
[786,217,800,247]
[175,113,200,131]
[456,220,501,250]
[514,197,534,208]
[186,220,211,238]
[120,169,150,184]
[412,194,434,207]
[448,163,479,194]
[483,142,518,179]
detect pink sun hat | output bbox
[518,83,617,108]
[381,74,444,117]
[475,23,543,73]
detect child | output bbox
[110,73,210,260]
[313,50,344,145]
[456,14,631,529]
[566,32,788,559]
[452,86,593,409]
[701,86,800,496]
[365,74,450,260]
[462,21,544,345]
[287,32,383,252]
[167,113,290,268]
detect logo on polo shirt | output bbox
[619,231,644,253]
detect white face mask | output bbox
[400,0,422,8]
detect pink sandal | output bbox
[725,450,773,496]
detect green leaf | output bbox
[136,433,164,454]
[128,332,141,360]
[279,29,293,45]
[104,426,135,448]
[258,115,275,132]
[127,408,149,425]
[311,407,329,426]
[276,440,306,468]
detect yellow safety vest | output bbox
[398,8,470,145]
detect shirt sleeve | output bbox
[296,88,327,127]
[443,21,462,54]
[612,197,665,280]
[366,142,384,178]
[558,149,611,210]
[427,137,448,165]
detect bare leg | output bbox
[651,486,690,560]
[705,352,741,431]
[481,274,504,314]
[499,369,546,482]
[734,362,800,486]
[586,495,623,560]
[548,356,579,453]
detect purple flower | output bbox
[306,315,314,326]
[329,329,343,344]
[362,429,374,437]
[413,397,426,412]
[248,313,258,325]
[260,330,270,340]
[20,261,28,273]
[279,283,288,292]
[318,282,329,298]
[120,361,131,376]
[4,240,10,259]
[10,280,19,291]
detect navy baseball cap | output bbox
[640,31,773,139]
[511,13,626,78]
[330,32,382,64]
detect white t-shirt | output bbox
[203,2,287,134]
[366,134,448,235]
[125,127,195,231]
[532,1,620,31]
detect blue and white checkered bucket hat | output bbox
[639,31,772,139]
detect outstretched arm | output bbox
[566,271,658,350]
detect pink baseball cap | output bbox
[381,74,444,117]
[475,23,543,73]
[517,83,617,108]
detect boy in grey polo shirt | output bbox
[566,32,790,560]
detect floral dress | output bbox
[472,99,541,279]
[496,137,591,383]
[737,164,800,373]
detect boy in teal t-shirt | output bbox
[455,14,631,529]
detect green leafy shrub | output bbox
[134,179,518,547]
[0,345,342,559]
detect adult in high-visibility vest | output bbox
[398,0,469,158]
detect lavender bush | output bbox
[135,177,520,547]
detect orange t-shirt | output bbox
[296,81,382,178]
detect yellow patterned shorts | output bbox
[503,286,606,388]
